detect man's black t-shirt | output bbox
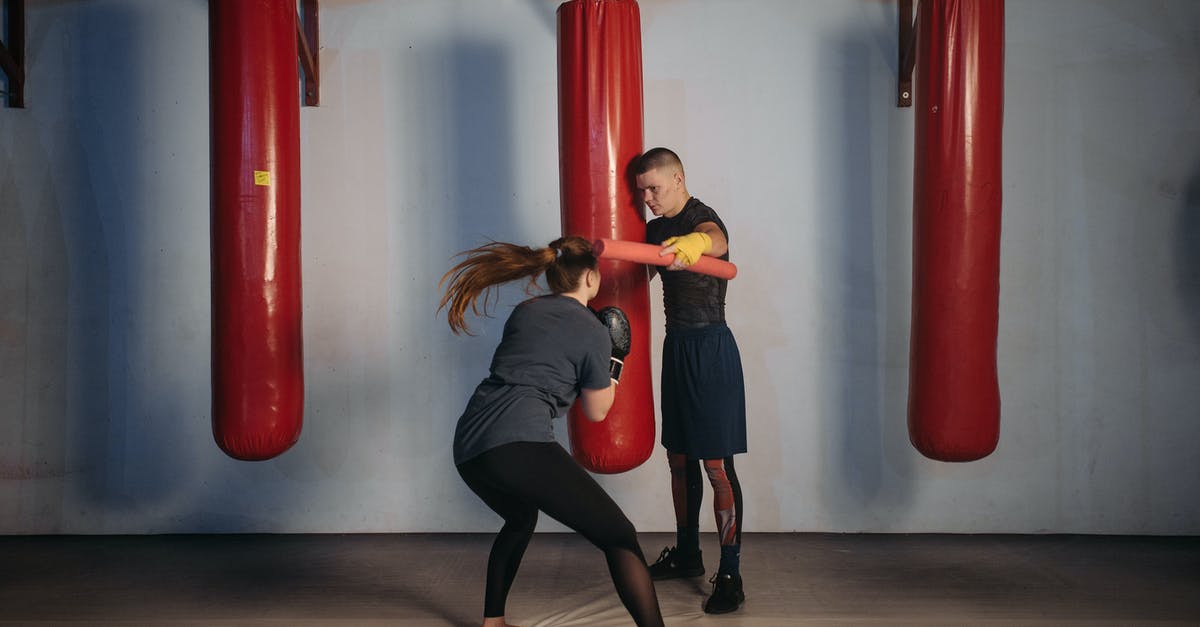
[645,197,730,329]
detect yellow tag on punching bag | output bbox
[253,170,271,186]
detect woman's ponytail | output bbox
[439,235,596,334]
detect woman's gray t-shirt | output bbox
[453,294,612,465]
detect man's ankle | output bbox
[718,543,741,575]
[676,526,700,554]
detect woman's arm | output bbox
[578,384,615,422]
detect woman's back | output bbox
[453,295,609,465]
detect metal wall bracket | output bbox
[0,0,26,108]
[898,0,916,107]
[297,0,319,106]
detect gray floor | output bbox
[1,533,1197,626]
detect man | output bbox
[636,147,747,614]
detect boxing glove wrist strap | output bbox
[609,357,624,384]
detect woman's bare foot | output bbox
[482,617,518,627]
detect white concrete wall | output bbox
[1,0,1197,534]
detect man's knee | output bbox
[667,451,689,475]
[702,459,729,485]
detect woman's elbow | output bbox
[583,407,608,423]
[581,386,615,422]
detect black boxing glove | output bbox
[595,306,631,383]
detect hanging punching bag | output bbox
[908,0,1004,462]
[558,0,654,474]
[210,0,304,461]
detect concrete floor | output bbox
[1,533,1197,626]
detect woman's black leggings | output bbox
[457,441,664,627]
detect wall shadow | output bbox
[1179,164,1200,345]
[59,1,201,515]
[59,2,142,511]
[0,106,70,528]
[429,35,523,433]
[815,23,916,527]
[388,36,525,530]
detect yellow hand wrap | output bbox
[662,232,712,267]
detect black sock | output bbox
[718,544,740,575]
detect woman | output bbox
[440,235,664,627]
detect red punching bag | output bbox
[908,0,1004,462]
[210,0,304,461]
[558,0,654,473]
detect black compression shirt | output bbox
[645,197,730,329]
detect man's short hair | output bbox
[635,147,683,175]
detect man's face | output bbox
[636,167,686,218]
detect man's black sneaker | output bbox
[703,572,745,614]
[646,546,704,580]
